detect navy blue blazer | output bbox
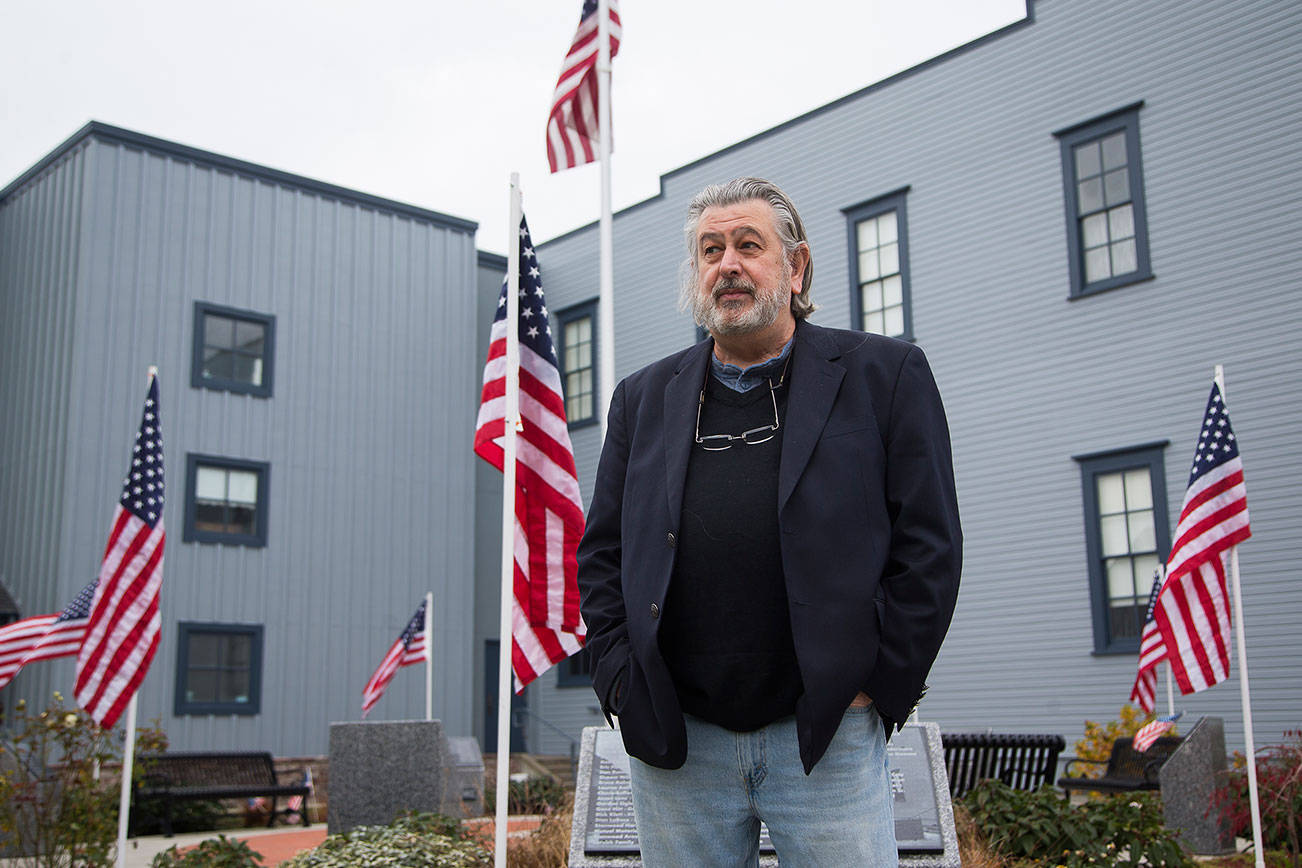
[577,320,962,773]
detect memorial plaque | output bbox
[571,723,960,867]
[585,730,638,852]
[886,725,944,852]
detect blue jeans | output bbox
[628,706,897,867]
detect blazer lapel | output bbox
[664,342,712,530]
[779,324,844,511]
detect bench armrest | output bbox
[1060,757,1106,777]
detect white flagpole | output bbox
[1164,662,1175,717]
[596,0,615,436]
[424,591,433,722]
[493,174,524,868]
[115,695,137,868]
[1214,365,1264,868]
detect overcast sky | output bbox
[2,0,1026,255]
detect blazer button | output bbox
[649,603,660,620]
[666,532,676,548]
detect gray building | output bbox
[3,0,1298,767]
[0,123,484,756]
[521,0,1302,754]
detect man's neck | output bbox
[711,322,797,368]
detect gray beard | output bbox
[692,275,790,337]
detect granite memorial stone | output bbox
[328,719,467,833]
[1158,716,1235,855]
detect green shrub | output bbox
[962,779,1195,867]
[149,835,262,867]
[280,812,490,867]
[0,694,119,868]
[483,774,565,815]
[129,796,225,837]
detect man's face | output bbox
[691,199,800,338]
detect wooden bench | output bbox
[941,732,1067,799]
[1057,736,1182,798]
[134,751,310,837]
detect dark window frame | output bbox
[844,188,913,341]
[555,300,599,429]
[1074,441,1170,655]
[191,301,276,397]
[556,647,594,687]
[183,453,270,547]
[174,621,264,716]
[1055,104,1154,298]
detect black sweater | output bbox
[657,373,803,731]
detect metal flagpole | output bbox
[115,696,137,867]
[1215,365,1264,868]
[494,174,524,868]
[424,591,434,722]
[115,363,156,867]
[596,0,615,436]
[1164,663,1175,717]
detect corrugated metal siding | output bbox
[536,0,1302,752]
[2,135,480,756]
[0,143,88,720]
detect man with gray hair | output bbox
[578,177,962,866]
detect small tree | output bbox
[1213,731,1302,868]
[0,693,120,868]
[1073,704,1174,779]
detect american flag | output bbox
[0,578,96,690]
[1152,383,1250,697]
[474,216,585,690]
[74,376,165,729]
[1134,711,1182,752]
[1129,568,1166,713]
[361,599,428,717]
[546,0,622,173]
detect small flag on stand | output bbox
[287,767,313,819]
[75,376,165,729]
[361,599,429,717]
[1152,382,1250,698]
[474,215,585,690]
[0,579,96,690]
[1134,711,1183,752]
[546,0,622,173]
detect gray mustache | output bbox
[712,279,756,299]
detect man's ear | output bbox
[789,243,811,295]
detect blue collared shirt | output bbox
[710,336,794,393]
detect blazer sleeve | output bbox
[863,344,963,729]
[577,378,632,721]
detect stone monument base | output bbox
[328,719,481,834]
[1159,716,1235,855]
